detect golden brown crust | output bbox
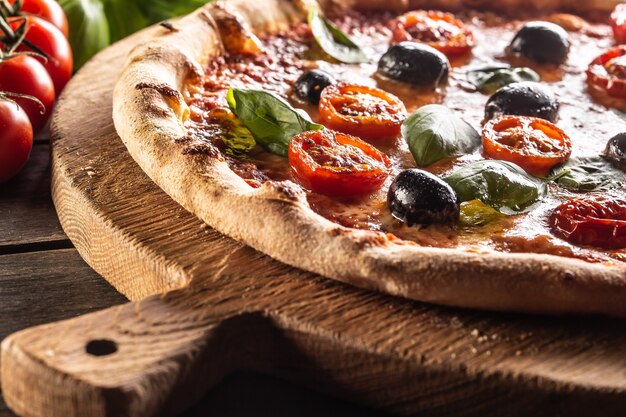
[113,0,626,316]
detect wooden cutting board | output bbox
[1,23,625,417]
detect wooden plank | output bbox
[0,251,383,417]
[0,144,68,250]
[2,11,625,417]
[0,249,125,417]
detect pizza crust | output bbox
[113,0,626,316]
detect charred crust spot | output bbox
[159,21,178,32]
[263,181,305,201]
[563,272,575,282]
[177,135,224,159]
[136,82,182,100]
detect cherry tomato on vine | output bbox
[288,129,391,197]
[550,197,626,249]
[389,10,474,57]
[586,46,626,98]
[318,83,407,142]
[0,55,55,132]
[482,115,572,177]
[0,101,34,184]
[8,0,69,37]
[8,16,73,93]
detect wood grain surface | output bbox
[0,145,67,251]
[1,21,625,417]
[0,146,392,417]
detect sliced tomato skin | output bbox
[390,10,474,57]
[318,83,407,142]
[550,198,626,249]
[482,115,572,177]
[586,46,626,98]
[611,4,626,44]
[288,129,391,197]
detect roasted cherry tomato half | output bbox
[318,83,407,142]
[586,46,626,98]
[389,10,474,57]
[611,4,626,44]
[288,129,391,197]
[550,197,626,249]
[482,115,572,177]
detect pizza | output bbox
[112,0,626,316]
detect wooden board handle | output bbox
[0,287,272,417]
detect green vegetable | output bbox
[445,160,546,214]
[226,88,323,156]
[308,7,368,64]
[135,0,208,22]
[551,156,626,192]
[103,0,148,43]
[466,65,540,94]
[403,104,481,167]
[459,200,506,227]
[59,0,110,70]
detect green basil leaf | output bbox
[551,156,626,192]
[227,88,324,156]
[59,0,110,70]
[308,7,368,64]
[445,160,546,214]
[459,200,506,227]
[403,104,481,167]
[467,65,540,94]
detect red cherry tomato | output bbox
[288,129,391,197]
[318,83,407,142]
[0,101,34,184]
[8,0,69,37]
[482,115,572,177]
[550,197,626,249]
[0,55,55,132]
[586,46,626,98]
[390,10,474,57]
[8,16,73,94]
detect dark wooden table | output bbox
[0,140,392,417]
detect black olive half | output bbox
[377,42,450,88]
[294,69,337,105]
[604,133,626,170]
[484,81,560,122]
[508,21,570,66]
[387,169,460,226]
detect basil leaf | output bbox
[460,200,506,227]
[467,65,540,94]
[551,156,626,192]
[445,160,546,214]
[227,88,324,156]
[308,8,368,64]
[403,104,481,167]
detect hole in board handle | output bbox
[86,339,118,357]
